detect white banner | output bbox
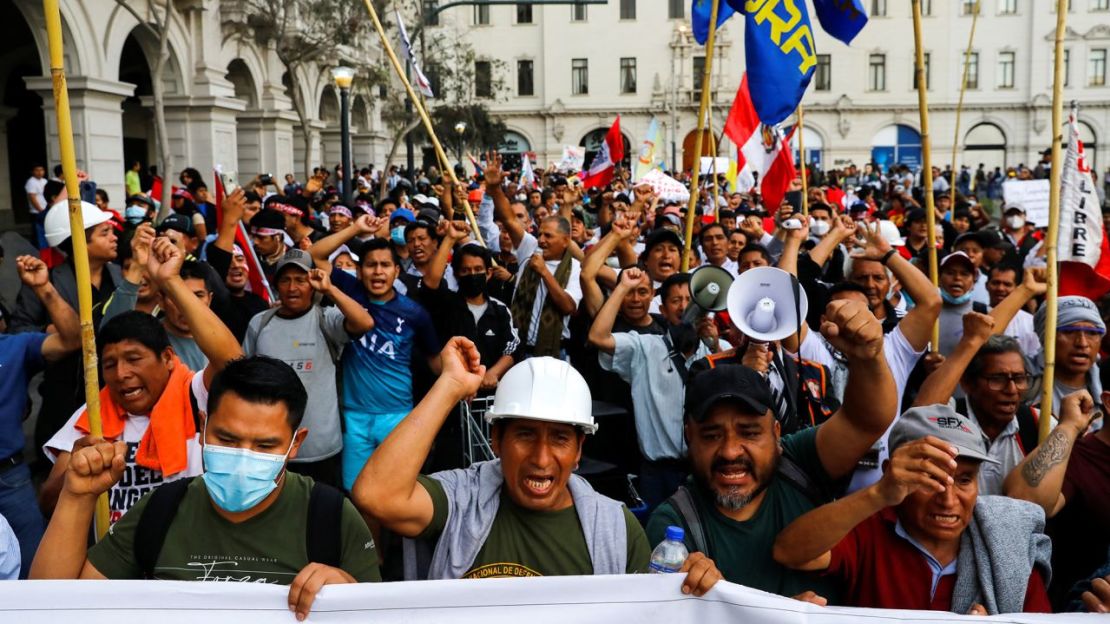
[0,576,1083,623]
[639,169,690,202]
[556,145,585,173]
[700,157,731,176]
[1002,179,1050,227]
[1059,107,1103,266]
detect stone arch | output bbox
[226,59,264,178]
[680,128,719,173]
[580,126,632,170]
[870,124,922,170]
[351,94,370,131]
[11,0,90,76]
[225,59,260,109]
[104,6,188,96]
[1,0,48,224]
[963,121,1007,171]
[789,124,828,169]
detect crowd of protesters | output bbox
[0,151,1108,619]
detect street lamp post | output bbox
[332,66,356,205]
[453,121,467,169]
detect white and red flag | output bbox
[580,116,624,189]
[1058,105,1110,300]
[214,170,274,304]
[724,73,796,214]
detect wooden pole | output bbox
[950,0,980,210]
[362,0,487,248]
[1040,0,1069,440]
[912,0,940,351]
[798,104,809,216]
[681,0,721,272]
[43,0,111,540]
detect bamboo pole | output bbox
[798,104,808,216]
[950,0,980,210]
[1039,0,1069,440]
[681,0,721,272]
[362,0,487,248]
[43,0,111,540]
[912,0,940,351]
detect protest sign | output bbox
[556,145,585,172]
[1002,179,1050,226]
[639,169,690,202]
[0,576,1085,623]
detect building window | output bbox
[572,58,589,95]
[998,51,1015,88]
[871,0,886,16]
[516,3,533,23]
[620,58,637,93]
[1096,0,1110,11]
[668,0,684,19]
[422,0,439,26]
[815,54,831,91]
[965,51,979,89]
[998,0,1017,13]
[571,2,587,21]
[474,4,489,25]
[1091,49,1107,86]
[620,0,636,19]
[1059,48,1071,87]
[869,53,886,91]
[693,55,706,99]
[913,52,931,89]
[518,60,534,96]
[921,0,932,15]
[475,60,492,98]
[961,0,977,14]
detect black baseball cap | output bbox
[905,208,927,224]
[685,365,774,422]
[156,213,195,236]
[643,228,684,253]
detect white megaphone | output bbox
[726,266,808,342]
[683,265,735,324]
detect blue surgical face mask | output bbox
[391,225,407,245]
[201,426,296,513]
[941,289,973,306]
[124,206,147,224]
[341,268,358,278]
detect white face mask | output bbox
[809,219,831,237]
[1006,215,1025,230]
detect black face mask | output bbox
[457,273,488,298]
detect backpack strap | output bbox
[315,306,341,365]
[954,397,969,416]
[306,481,345,567]
[664,485,709,556]
[776,454,827,505]
[134,477,194,579]
[255,307,281,334]
[660,332,689,385]
[1015,404,1040,455]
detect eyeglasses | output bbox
[981,373,1032,391]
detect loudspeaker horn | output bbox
[726,266,808,342]
[682,265,734,324]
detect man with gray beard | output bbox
[646,299,895,603]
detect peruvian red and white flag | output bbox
[724,73,796,214]
[214,169,274,304]
[520,152,538,189]
[1058,105,1110,300]
[580,116,624,189]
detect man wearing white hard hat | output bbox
[354,338,721,595]
[10,200,121,456]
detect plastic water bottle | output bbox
[649,526,689,573]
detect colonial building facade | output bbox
[0,0,388,229]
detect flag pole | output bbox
[362,0,487,249]
[709,105,721,222]
[949,0,980,211]
[43,0,111,539]
[798,104,809,216]
[912,0,940,351]
[682,0,721,272]
[1039,0,1069,440]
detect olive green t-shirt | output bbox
[646,427,841,601]
[88,473,381,583]
[419,476,650,578]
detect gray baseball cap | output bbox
[275,249,314,276]
[888,405,999,465]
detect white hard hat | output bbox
[485,357,596,434]
[877,220,905,247]
[44,200,112,248]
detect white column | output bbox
[25,76,135,210]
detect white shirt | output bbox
[966,400,1056,496]
[794,324,923,407]
[24,176,47,214]
[513,232,582,345]
[44,371,208,524]
[1002,308,1041,359]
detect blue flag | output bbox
[743,1,818,125]
[812,0,868,45]
[691,0,739,45]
